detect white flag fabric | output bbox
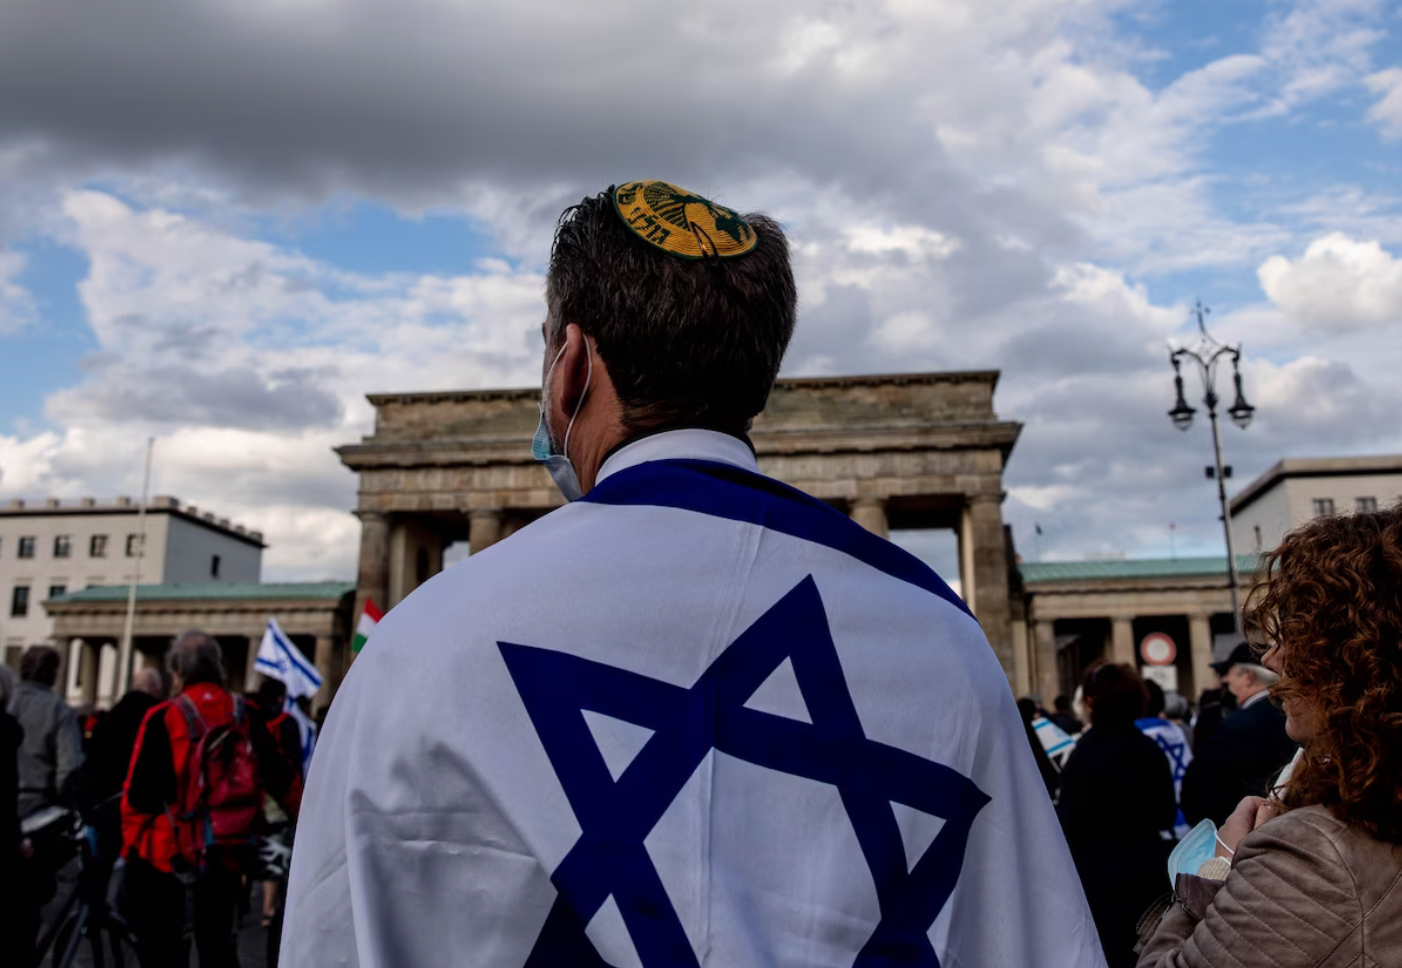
[1137,716,1195,838]
[283,430,1106,968]
[286,697,318,776]
[255,618,323,700]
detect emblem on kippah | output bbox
[612,181,759,259]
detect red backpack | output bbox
[172,693,263,872]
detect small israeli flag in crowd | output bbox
[255,618,323,700]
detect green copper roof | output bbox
[48,581,355,604]
[1018,556,1260,583]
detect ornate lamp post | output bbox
[1168,301,1255,631]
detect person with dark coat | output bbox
[83,667,167,862]
[1057,661,1177,968]
[1050,693,1084,735]
[0,665,30,964]
[1180,643,1298,828]
[1016,697,1060,797]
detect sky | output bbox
[1,0,1400,583]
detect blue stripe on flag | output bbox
[582,458,971,618]
[271,622,322,687]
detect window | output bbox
[47,584,66,600]
[1312,498,1336,518]
[90,534,108,558]
[17,536,35,559]
[53,534,72,558]
[1357,496,1378,514]
[125,534,144,557]
[10,585,29,618]
[210,555,221,579]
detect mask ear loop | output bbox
[541,344,568,414]
[561,341,592,462]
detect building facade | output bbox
[45,581,353,712]
[0,496,264,668]
[1231,455,1402,554]
[1017,557,1255,704]
[337,371,1026,679]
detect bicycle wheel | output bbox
[47,904,86,968]
[105,923,141,968]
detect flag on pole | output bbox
[352,598,383,655]
[255,618,323,700]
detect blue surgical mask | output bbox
[1167,818,1219,886]
[532,342,592,502]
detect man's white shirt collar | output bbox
[596,428,758,484]
[1241,688,1272,709]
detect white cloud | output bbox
[4,191,549,579]
[1365,67,1402,141]
[1258,233,1402,331]
[0,249,35,334]
[1,0,1400,578]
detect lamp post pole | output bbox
[118,437,155,695]
[1168,301,1255,634]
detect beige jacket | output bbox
[1138,805,1402,967]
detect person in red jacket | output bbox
[121,631,302,968]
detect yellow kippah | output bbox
[612,181,759,260]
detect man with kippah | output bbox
[283,182,1106,967]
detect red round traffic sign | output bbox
[1140,632,1177,667]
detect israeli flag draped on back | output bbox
[283,431,1106,968]
[256,617,323,700]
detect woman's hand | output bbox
[1216,795,1282,859]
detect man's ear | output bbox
[554,323,591,417]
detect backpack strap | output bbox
[175,693,208,743]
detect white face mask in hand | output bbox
[531,341,592,502]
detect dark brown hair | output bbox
[546,190,797,437]
[1081,661,1149,728]
[20,645,61,687]
[1245,505,1402,840]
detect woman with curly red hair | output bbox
[1138,505,1402,966]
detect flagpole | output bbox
[118,437,155,696]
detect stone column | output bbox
[1188,613,1214,698]
[96,642,119,710]
[355,510,391,622]
[849,498,889,539]
[245,635,263,688]
[470,509,505,553]
[1033,620,1059,706]
[313,635,335,715]
[958,507,977,607]
[77,640,99,707]
[1111,617,1136,666]
[965,493,1015,678]
[500,516,526,541]
[1010,619,1031,698]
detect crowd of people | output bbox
[1012,506,1402,966]
[4,180,1402,967]
[1,633,307,968]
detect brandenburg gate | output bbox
[338,371,1025,681]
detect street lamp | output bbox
[1167,300,1254,632]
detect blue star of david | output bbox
[1147,730,1190,782]
[498,576,990,968]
